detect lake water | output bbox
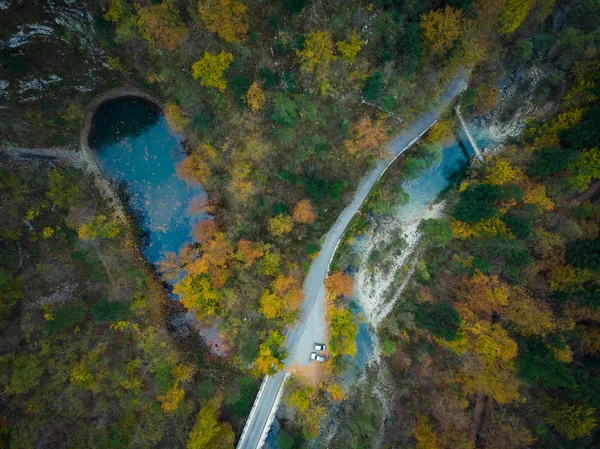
[88,96,206,268]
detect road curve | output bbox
[236,70,468,449]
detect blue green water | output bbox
[348,131,488,381]
[89,96,206,267]
[398,136,472,221]
[266,128,490,448]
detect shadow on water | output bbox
[89,96,161,149]
[88,95,207,274]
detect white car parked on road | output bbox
[314,343,326,351]
[310,352,326,362]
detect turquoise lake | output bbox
[88,96,206,268]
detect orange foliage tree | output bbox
[236,239,265,267]
[157,252,181,281]
[186,232,233,288]
[198,0,248,44]
[177,153,211,185]
[292,199,317,224]
[137,0,188,52]
[345,117,387,158]
[246,82,266,111]
[325,271,353,299]
[259,275,304,319]
[192,220,217,244]
[456,271,510,318]
[273,275,305,309]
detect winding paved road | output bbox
[237,70,468,449]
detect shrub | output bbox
[272,203,290,216]
[224,376,257,419]
[482,236,532,266]
[380,339,397,356]
[258,67,276,89]
[282,0,308,16]
[453,184,502,223]
[419,218,453,248]
[527,147,579,176]
[192,110,215,136]
[517,338,575,390]
[566,238,600,271]
[91,298,130,324]
[271,93,297,126]
[415,302,461,341]
[560,106,600,151]
[544,400,597,440]
[44,301,88,334]
[501,213,534,239]
[362,71,384,102]
[7,355,43,395]
[229,75,251,108]
[279,72,297,93]
[499,183,525,202]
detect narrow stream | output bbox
[348,134,475,377]
[350,121,498,374]
[88,96,206,269]
[266,122,496,449]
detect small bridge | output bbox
[455,105,485,162]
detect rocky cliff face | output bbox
[0,0,117,146]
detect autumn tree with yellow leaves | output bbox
[297,30,337,73]
[268,214,294,236]
[420,5,462,57]
[164,103,190,133]
[187,395,235,449]
[499,0,535,34]
[192,51,233,92]
[174,275,222,318]
[254,330,286,375]
[336,31,363,62]
[198,0,248,44]
[157,364,195,413]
